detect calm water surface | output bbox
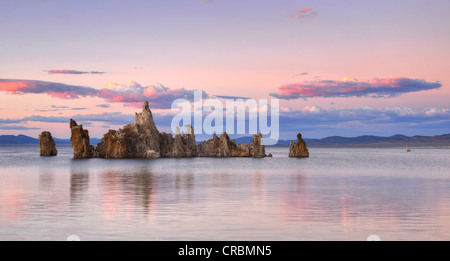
[0,145,449,241]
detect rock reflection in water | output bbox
[39,169,55,190]
[70,170,89,204]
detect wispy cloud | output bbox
[215,95,251,100]
[72,112,136,125]
[270,77,442,100]
[289,8,318,21]
[46,70,106,75]
[293,72,309,78]
[34,109,59,112]
[0,79,99,99]
[0,124,40,130]
[34,105,86,112]
[0,112,135,126]
[96,104,111,108]
[51,105,69,109]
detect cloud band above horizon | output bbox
[0,79,209,109]
[1,105,449,138]
[270,77,442,100]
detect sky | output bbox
[0,0,449,140]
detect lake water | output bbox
[0,145,449,241]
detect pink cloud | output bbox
[270,77,442,99]
[0,79,208,109]
[290,8,318,21]
[299,8,312,13]
[294,72,309,77]
[99,81,205,108]
[303,105,324,113]
[0,81,31,94]
[47,91,78,99]
[0,79,98,98]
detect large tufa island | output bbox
[70,101,268,159]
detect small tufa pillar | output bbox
[39,131,58,156]
[289,133,309,158]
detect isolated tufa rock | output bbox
[39,131,57,156]
[70,119,97,159]
[289,133,309,158]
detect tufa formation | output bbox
[70,101,268,159]
[289,133,309,158]
[196,132,265,158]
[70,119,98,159]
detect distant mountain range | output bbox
[302,134,450,147]
[0,135,101,145]
[229,134,450,148]
[1,134,450,148]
